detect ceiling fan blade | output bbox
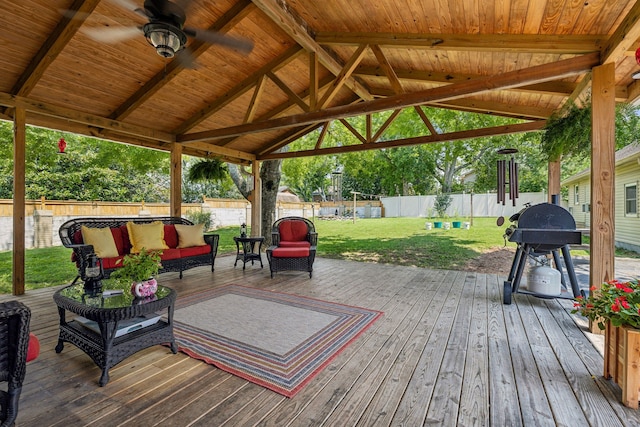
[107,0,150,19]
[185,28,254,54]
[81,26,142,43]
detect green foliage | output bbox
[185,209,212,230]
[434,193,453,217]
[541,101,592,162]
[110,248,162,284]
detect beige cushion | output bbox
[80,226,119,258]
[126,221,168,253]
[175,223,206,248]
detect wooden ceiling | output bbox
[2,0,640,165]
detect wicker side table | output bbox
[53,284,177,386]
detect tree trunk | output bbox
[260,160,282,247]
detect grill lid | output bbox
[516,202,576,230]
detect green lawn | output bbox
[0,217,634,294]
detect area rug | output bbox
[171,284,383,397]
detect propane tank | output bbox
[527,265,562,296]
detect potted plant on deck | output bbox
[110,248,162,298]
[573,279,640,408]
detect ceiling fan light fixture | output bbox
[143,23,186,58]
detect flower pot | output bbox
[131,278,158,298]
[443,222,451,230]
[433,221,442,228]
[425,222,432,230]
[604,321,640,408]
[452,221,461,228]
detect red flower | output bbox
[590,285,597,291]
[623,287,634,293]
[612,303,621,312]
[622,300,631,310]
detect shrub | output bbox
[186,210,212,231]
[434,193,452,217]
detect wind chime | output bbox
[496,148,519,206]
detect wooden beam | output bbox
[370,45,404,94]
[251,0,373,101]
[309,52,318,111]
[11,0,102,97]
[109,0,254,121]
[354,66,577,96]
[590,63,616,300]
[245,75,268,123]
[601,1,640,64]
[318,44,369,109]
[258,120,546,160]
[179,53,599,143]
[0,92,174,142]
[173,45,302,135]
[259,123,323,156]
[316,32,604,54]
[339,119,367,143]
[547,160,561,201]
[428,98,554,120]
[266,72,309,112]
[170,143,182,218]
[371,109,402,141]
[12,108,26,296]
[414,106,437,135]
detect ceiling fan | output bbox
[78,0,253,59]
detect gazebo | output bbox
[2,0,640,295]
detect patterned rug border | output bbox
[172,284,383,397]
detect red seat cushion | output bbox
[179,245,211,257]
[279,220,308,242]
[159,248,181,261]
[27,332,40,362]
[164,225,179,249]
[279,240,311,248]
[120,225,132,254]
[272,247,310,258]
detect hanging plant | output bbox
[540,99,592,162]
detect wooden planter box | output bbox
[604,322,640,408]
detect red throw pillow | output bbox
[164,225,179,249]
[27,332,40,362]
[111,227,125,255]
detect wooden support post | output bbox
[251,160,262,237]
[548,159,561,202]
[170,143,182,218]
[590,62,616,332]
[13,107,26,295]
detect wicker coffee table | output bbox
[53,283,177,386]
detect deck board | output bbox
[2,255,638,426]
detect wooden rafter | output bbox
[315,123,329,149]
[173,45,303,135]
[339,119,366,143]
[110,0,254,121]
[318,44,369,109]
[371,109,402,141]
[316,32,604,53]
[413,106,437,135]
[266,71,310,112]
[258,123,323,156]
[259,121,546,160]
[11,0,102,97]
[428,99,554,120]
[179,52,600,143]
[244,75,267,123]
[601,0,640,64]
[309,52,319,110]
[251,0,374,101]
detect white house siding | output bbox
[567,179,590,228]
[614,161,640,252]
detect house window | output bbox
[574,185,579,204]
[625,184,637,215]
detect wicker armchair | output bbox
[266,217,317,278]
[0,301,31,427]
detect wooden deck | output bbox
[4,255,640,426]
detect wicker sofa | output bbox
[266,217,317,278]
[59,216,219,281]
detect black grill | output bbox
[502,202,582,304]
